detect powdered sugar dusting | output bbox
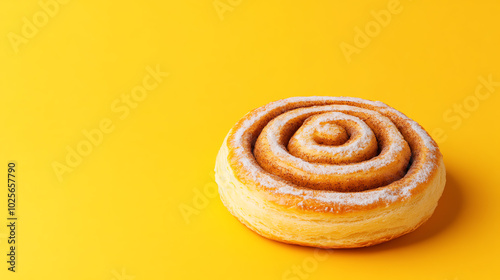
[262,105,407,174]
[228,96,441,210]
[290,112,375,158]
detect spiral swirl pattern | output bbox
[226,96,441,212]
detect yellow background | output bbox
[0,0,499,279]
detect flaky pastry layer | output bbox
[215,96,446,248]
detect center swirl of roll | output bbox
[311,122,349,146]
[253,105,411,192]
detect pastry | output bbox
[215,96,446,248]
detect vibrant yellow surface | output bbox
[0,0,499,279]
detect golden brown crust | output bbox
[216,96,445,248]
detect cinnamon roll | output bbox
[215,96,446,248]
